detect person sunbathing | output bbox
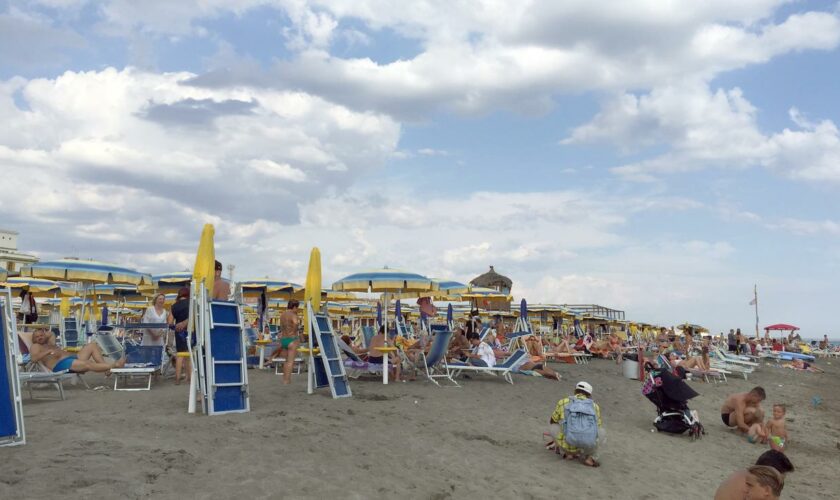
[29,328,125,373]
[365,327,402,382]
[668,351,708,372]
[448,327,471,361]
[785,358,824,373]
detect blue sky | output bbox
[1,0,839,336]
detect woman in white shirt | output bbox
[141,293,170,350]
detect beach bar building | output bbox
[469,266,512,312]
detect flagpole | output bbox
[753,284,759,338]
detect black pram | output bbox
[642,362,705,440]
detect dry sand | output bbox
[2,357,838,499]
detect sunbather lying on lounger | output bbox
[784,359,824,373]
[668,351,709,372]
[29,328,125,373]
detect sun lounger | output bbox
[111,345,164,391]
[16,329,82,399]
[448,349,530,384]
[545,351,592,364]
[657,354,727,384]
[415,330,458,387]
[336,337,386,380]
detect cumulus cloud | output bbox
[0,67,400,266]
[563,81,840,185]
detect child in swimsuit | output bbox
[765,404,788,452]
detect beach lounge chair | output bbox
[656,353,726,384]
[708,347,756,380]
[415,330,458,387]
[448,349,530,384]
[110,345,164,391]
[16,329,75,400]
[361,326,375,348]
[335,337,385,380]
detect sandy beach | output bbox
[2,357,838,499]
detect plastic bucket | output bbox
[623,358,640,380]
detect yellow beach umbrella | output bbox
[303,247,322,337]
[192,224,216,296]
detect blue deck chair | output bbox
[416,330,458,387]
[448,349,530,384]
[111,345,164,391]
[361,326,375,348]
[335,337,384,378]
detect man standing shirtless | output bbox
[721,387,766,433]
[29,328,124,373]
[268,300,300,384]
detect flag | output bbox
[749,298,757,306]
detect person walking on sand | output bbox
[721,387,766,433]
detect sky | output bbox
[1,0,839,336]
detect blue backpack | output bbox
[563,397,598,449]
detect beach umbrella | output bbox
[376,302,382,328]
[192,224,216,297]
[240,279,302,298]
[303,248,322,338]
[0,266,6,281]
[21,259,151,285]
[395,299,402,320]
[520,298,527,320]
[152,272,193,294]
[21,259,152,333]
[332,267,437,335]
[0,277,75,297]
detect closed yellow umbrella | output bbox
[192,224,216,296]
[303,247,321,337]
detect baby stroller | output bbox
[642,362,705,440]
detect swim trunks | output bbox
[280,337,296,349]
[367,356,384,364]
[721,413,731,426]
[53,355,77,373]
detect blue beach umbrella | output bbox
[376,302,382,327]
[395,299,402,319]
[520,298,528,320]
[0,266,6,281]
[446,303,453,324]
[22,259,151,285]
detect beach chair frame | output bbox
[416,330,459,387]
[1,288,26,446]
[448,349,530,384]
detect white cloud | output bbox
[770,218,840,236]
[248,159,308,182]
[563,81,840,185]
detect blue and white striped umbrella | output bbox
[332,267,437,293]
[22,259,152,285]
[239,279,302,297]
[0,277,75,297]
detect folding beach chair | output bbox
[111,345,164,391]
[335,337,384,380]
[415,330,458,387]
[448,349,530,384]
[657,354,727,384]
[16,329,83,399]
[361,325,375,348]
